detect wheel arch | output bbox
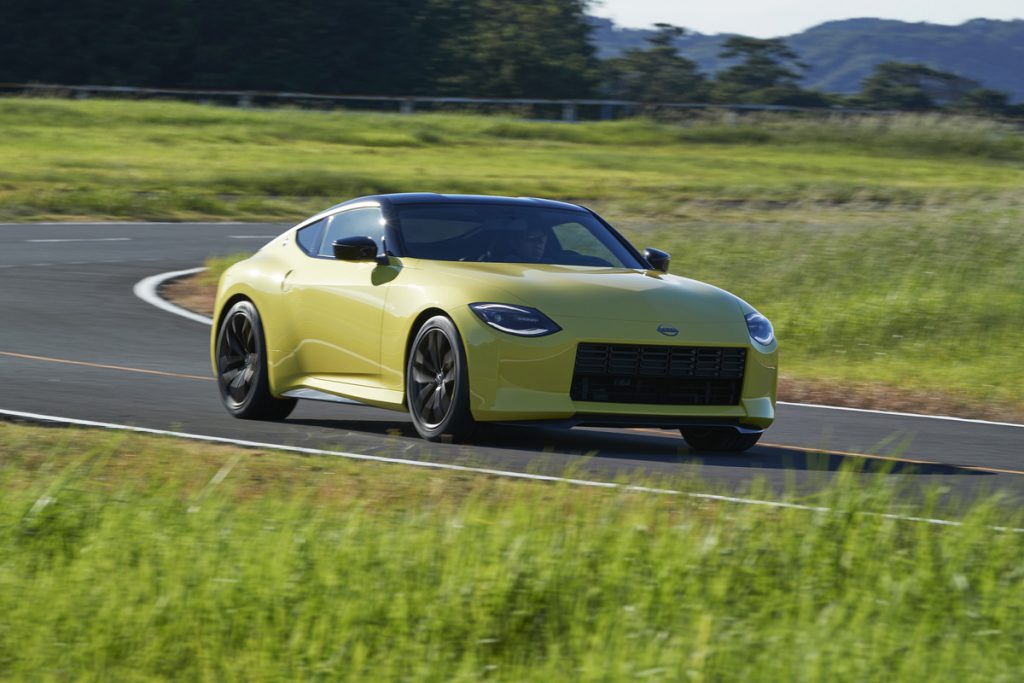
[214,292,253,332]
[402,307,455,404]
[211,293,250,375]
[403,307,477,441]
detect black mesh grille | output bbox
[571,343,746,406]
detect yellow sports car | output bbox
[212,194,777,452]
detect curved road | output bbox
[2,222,1022,502]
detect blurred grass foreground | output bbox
[3,422,1024,681]
[3,97,1024,412]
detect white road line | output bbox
[778,401,1024,429]
[26,237,132,243]
[1,407,1019,532]
[134,267,1024,430]
[132,267,214,326]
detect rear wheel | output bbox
[406,316,475,442]
[215,300,296,421]
[680,427,761,453]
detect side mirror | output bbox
[333,236,386,264]
[643,247,670,273]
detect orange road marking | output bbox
[0,350,214,382]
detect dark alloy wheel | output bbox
[215,300,296,421]
[680,426,762,453]
[406,316,475,442]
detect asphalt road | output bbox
[2,222,1022,502]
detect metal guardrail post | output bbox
[400,98,415,115]
[561,102,577,122]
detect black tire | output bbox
[406,316,476,442]
[680,427,762,453]
[215,300,297,421]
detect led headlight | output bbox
[470,303,561,337]
[745,311,775,346]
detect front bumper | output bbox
[453,308,778,429]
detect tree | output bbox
[710,36,827,106]
[602,24,709,102]
[427,0,598,98]
[856,62,983,111]
[0,0,598,97]
[955,88,1011,115]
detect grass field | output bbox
[3,421,1024,681]
[2,98,1023,221]
[5,97,1024,412]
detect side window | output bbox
[317,208,385,257]
[296,219,326,256]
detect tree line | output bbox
[606,25,1021,116]
[2,0,1019,116]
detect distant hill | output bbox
[588,16,1024,102]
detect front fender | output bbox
[210,250,296,396]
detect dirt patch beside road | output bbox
[162,277,216,317]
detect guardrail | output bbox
[0,81,941,122]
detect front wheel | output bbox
[680,427,762,453]
[406,316,476,442]
[215,300,296,421]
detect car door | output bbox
[286,207,392,381]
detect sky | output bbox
[589,0,1024,37]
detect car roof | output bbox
[325,193,588,213]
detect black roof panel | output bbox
[327,193,586,213]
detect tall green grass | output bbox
[1,423,1022,681]
[195,252,253,287]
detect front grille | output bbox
[570,343,746,406]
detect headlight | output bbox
[745,312,774,346]
[470,303,561,337]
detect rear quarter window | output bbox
[296,219,326,256]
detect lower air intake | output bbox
[570,343,746,406]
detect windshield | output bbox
[394,204,645,268]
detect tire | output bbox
[406,316,476,442]
[680,427,762,453]
[215,300,297,421]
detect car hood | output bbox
[403,260,744,323]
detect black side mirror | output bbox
[643,247,670,273]
[333,236,386,264]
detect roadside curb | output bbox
[133,267,213,326]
